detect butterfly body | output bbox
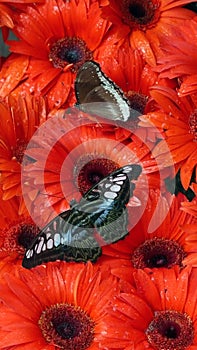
[75,60,140,122]
[22,164,142,269]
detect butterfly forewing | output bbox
[22,209,101,269]
[75,61,103,103]
[75,60,140,121]
[87,165,141,242]
[74,164,142,244]
[83,164,142,209]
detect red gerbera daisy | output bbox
[0,191,39,275]
[102,45,158,114]
[181,185,197,217]
[155,18,197,78]
[0,3,14,28]
[1,0,114,109]
[0,261,129,349]
[0,94,47,205]
[155,17,197,96]
[0,213,39,260]
[0,54,29,97]
[21,109,162,227]
[0,188,19,228]
[0,0,44,29]
[102,192,197,272]
[139,85,197,190]
[109,267,197,349]
[100,42,177,121]
[101,0,195,66]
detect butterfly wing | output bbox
[94,207,129,244]
[77,164,142,244]
[75,60,140,121]
[22,209,101,269]
[82,164,142,210]
[75,60,102,103]
[22,165,142,269]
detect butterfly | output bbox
[22,164,142,269]
[74,60,141,122]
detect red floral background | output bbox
[0,1,196,349]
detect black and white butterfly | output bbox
[75,60,140,122]
[22,164,142,269]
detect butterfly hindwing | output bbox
[75,60,140,121]
[95,207,129,244]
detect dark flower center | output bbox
[121,0,161,30]
[131,237,187,269]
[39,303,95,350]
[129,3,146,18]
[12,139,28,164]
[189,110,197,141]
[17,223,39,249]
[55,321,80,339]
[125,91,148,129]
[1,218,39,254]
[127,91,148,115]
[49,37,93,71]
[76,157,118,194]
[146,310,194,350]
